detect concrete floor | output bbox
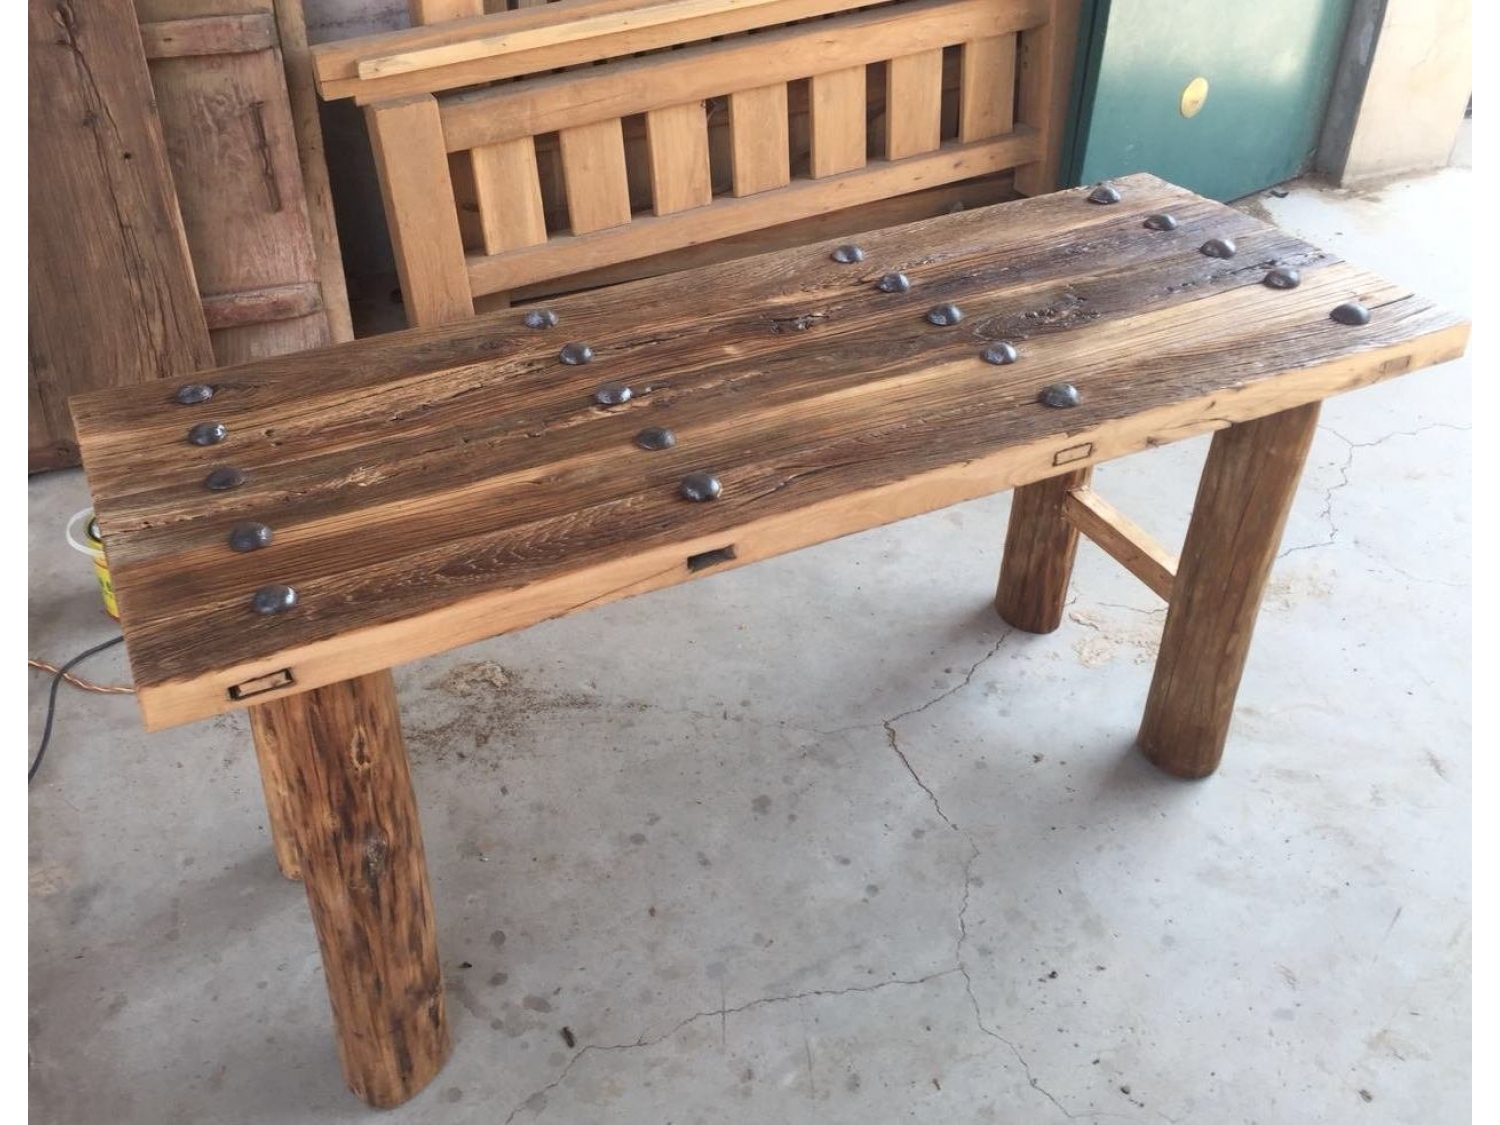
[29,157,1471,1124]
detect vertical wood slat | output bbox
[646,101,713,215]
[959,34,1018,142]
[1014,0,1082,195]
[885,49,944,159]
[472,138,549,253]
[366,95,475,326]
[729,84,790,196]
[559,117,633,233]
[808,65,866,177]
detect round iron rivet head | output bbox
[524,309,558,330]
[1038,382,1081,409]
[204,466,246,491]
[635,426,676,451]
[1330,301,1371,326]
[188,421,227,446]
[1143,213,1178,232]
[831,244,865,264]
[1088,183,1122,205]
[925,302,963,327]
[559,342,594,366]
[679,472,722,502]
[980,342,1019,366]
[175,382,213,405]
[875,272,911,294]
[1263,266,1302,290]
[593,382,632,406]
[228,522,274,552]
[251,584,297,615]
[1200,236,1237,259]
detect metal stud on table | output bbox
[980,342,1019,366]
[251,584,297,615]
[188,421,228,446]
[1199,236,1237,259]
[1038,382,1080,408]
[593,383,632,406]
[634,426,676,451]
[228,522,274,552]
[559,342,594,365]
[1087,184,1122,205]
[1263,266,1302,290]
[925,302,963,326]
[524,309,559,330]
[175,383,214,405]
[679,472,722,501]
[831,244,865,264]
[1330,301,1371,326]
[875,272,911,294]
[1143,213,1178,232]
[204,466,246,491]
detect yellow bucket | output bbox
[66,508,119,620]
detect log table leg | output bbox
[995,466,1092,632]
[1138,403,1321,778]
[249,670,449,1107]
[249,708,303,881]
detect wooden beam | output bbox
[438,0,1048,151]
[1061,486,1177,601]
[368,0,797,80]
[273,0,355,343]
[366,95,475,326]
[312,0,913,102]
[467,131,1041,295]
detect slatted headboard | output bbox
[314,0,1080,327]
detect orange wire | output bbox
[27,658,135,695]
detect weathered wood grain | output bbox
[29,0,214,471]
[1137,404,1321,778]
[70,175,1468,728]
[250,670,448,1105]
[995,467,1091,633]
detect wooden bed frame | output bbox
[312,0,1081,326]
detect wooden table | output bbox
[70,174,1469,1107]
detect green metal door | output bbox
[1066,0,1354,200]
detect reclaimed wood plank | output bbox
[29,0,214,471]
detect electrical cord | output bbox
[29,635,128,784]
[26,657,134,694]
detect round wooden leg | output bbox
[1138,404,1320,778]
[995,466,1092,633]
[251,670,450,1107]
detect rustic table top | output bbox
[71,173,1468,730]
